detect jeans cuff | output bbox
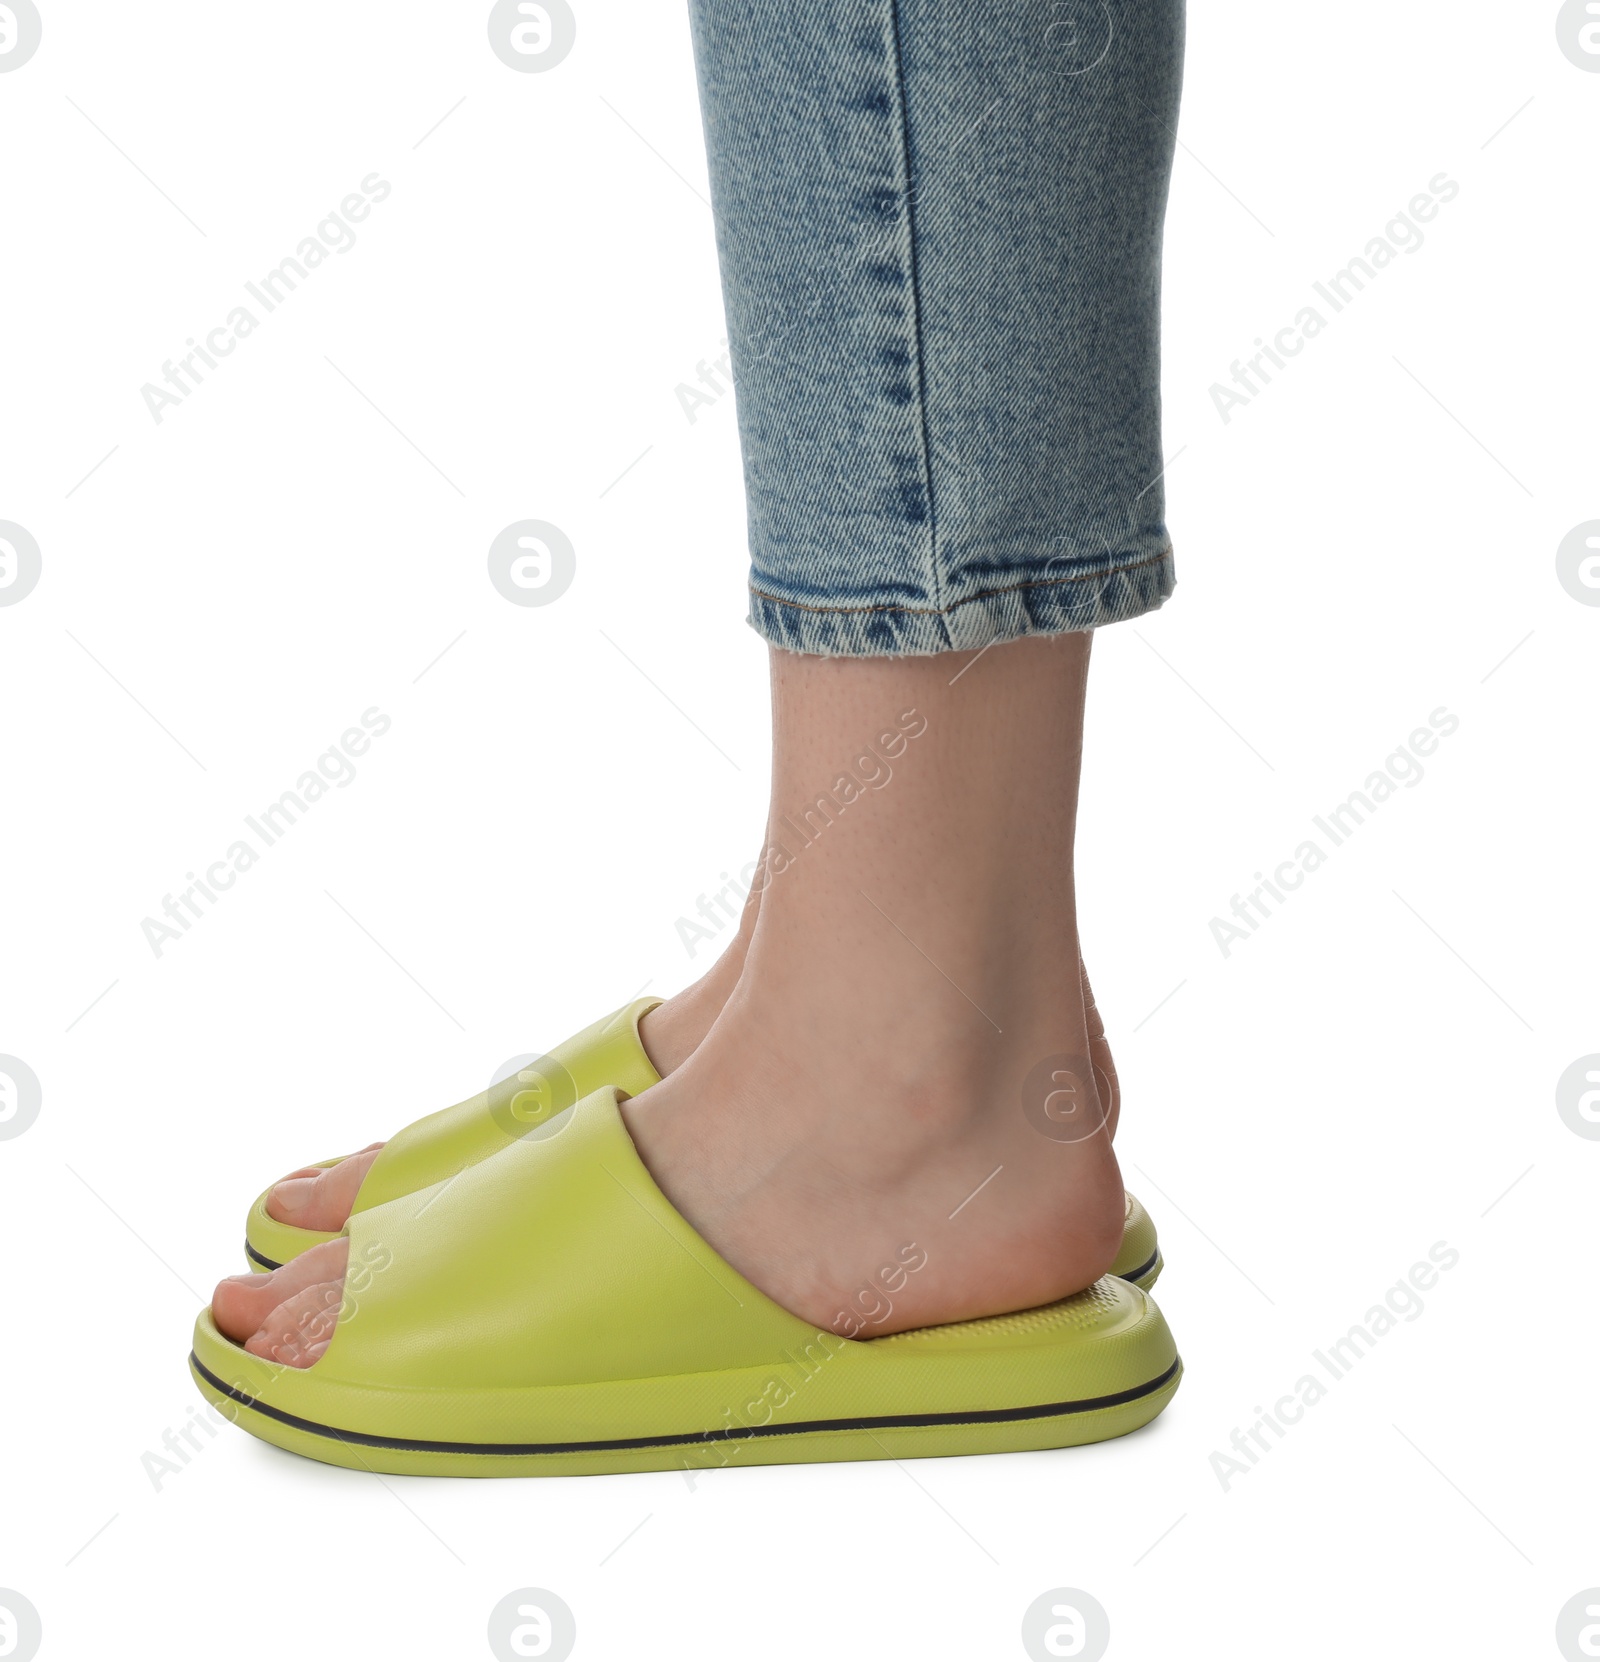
[746,547,1175,658]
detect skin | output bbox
[216,633,1124,1361]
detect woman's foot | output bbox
[259,897,760,1233]
[220,633,1125,1361]
[622,635,1123,1335]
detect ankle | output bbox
[639,899,758,1076]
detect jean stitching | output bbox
[749,547,1171,619]
[883,0,943,629]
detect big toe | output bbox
[265,1143,384,1231]
[244,1277,347,1369]
[213,1238,350,1346]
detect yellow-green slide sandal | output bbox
[242,998,663,1272]
[193,1087,1181,1478]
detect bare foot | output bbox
[622,635,1123,1336]
[226,633,1129,1360]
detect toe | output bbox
[266,1144,384,1230]
[244,1276,347,1368]
[214,1239,350,1344]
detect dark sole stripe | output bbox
[190,1352,1181,1458]
[244,1241,282,1272]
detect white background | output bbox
[1,2,1596,1658]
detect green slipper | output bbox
[241,998,664,1272]
[193,1087,1181,1477]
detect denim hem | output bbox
[747,546,1175,658]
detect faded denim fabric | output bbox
[688,0,1185,656]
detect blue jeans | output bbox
[688,0,1185,656]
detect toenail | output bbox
[271,1177,315,1217]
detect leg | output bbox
[216,0,1185,1359]
[626,630,1122,1334]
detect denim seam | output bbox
[749,546,1171,618]
[883,0,943,631]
